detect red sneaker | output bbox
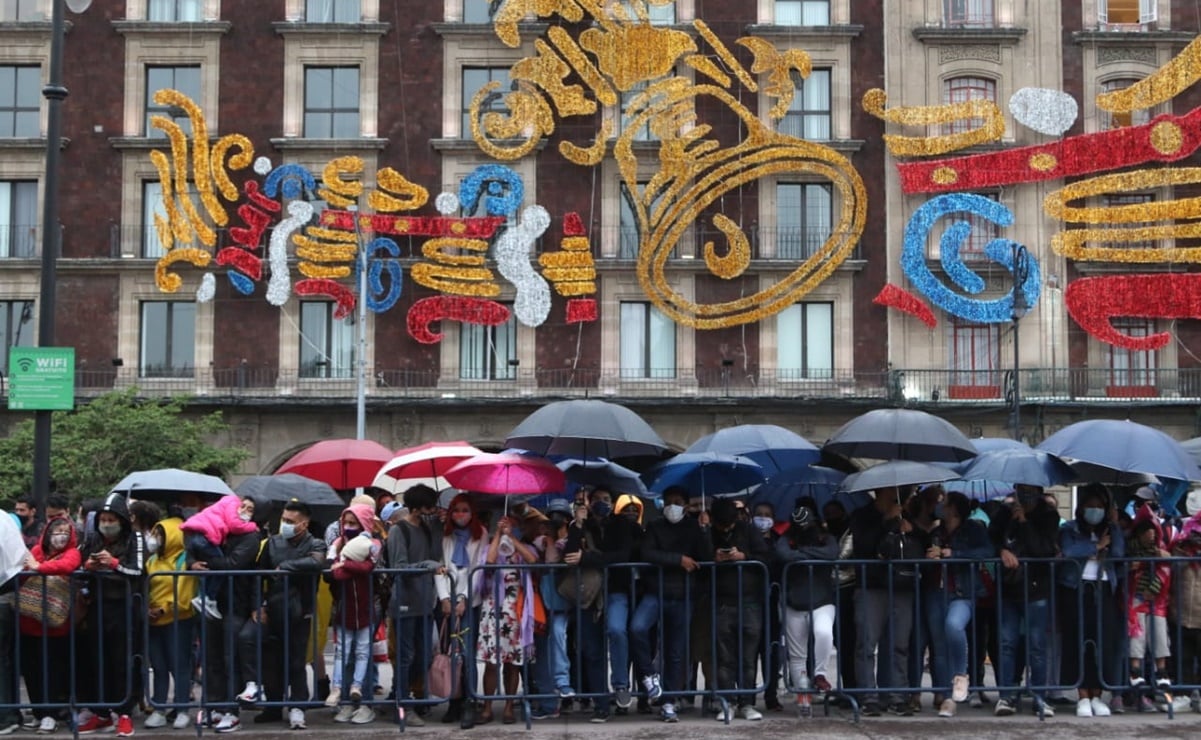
[76,713,113,735]
[116,714,135,737]
[813,675,833,694]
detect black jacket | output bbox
[989,501,1060,600]
[848,504,918,591]
[258,529,326,622]
[641,515,714,601]
[575,515,644,596]
[710,520,769,602]
[78,492,144,602]
[775,533,839,611]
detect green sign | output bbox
[7,347,75,411]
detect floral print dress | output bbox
[477,567,525,666]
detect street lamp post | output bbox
[32,0,92,515]
[1010,244,1030,442]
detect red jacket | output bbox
[330,504,380,630]
[19,517,82,637]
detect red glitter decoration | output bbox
[873,283,938,328]
[295,279,356,319]
[406,296,512,344]
[321,210,506,239]
[1064,273,1201,350]
[216,247,262,281]
[566,298,598,324]
[563,212,586,236]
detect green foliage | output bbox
[0,389,249,504]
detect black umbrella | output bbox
[235,474,346,528]
[840,460,961,494]
[823,408,978,463]
[505,399,669,461]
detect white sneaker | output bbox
[143,711,166,729]
[36,717,56,734]
[951,674,969,703]
[739,705,763,721]
[1076,698,1094,717]
[333,706,355,723]
[1091,697,1111,717]
[714,706,731,722]
[172,712,191,730]
[213,713,240,733]
[350,706,374,725]
[287,708,305,730]
[323,688,341,708]
[236,682,262,706]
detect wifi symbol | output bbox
[16,358,33,373]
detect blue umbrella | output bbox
[841,460,960,494]
[1037,419,1201,483]
[555,457,650,497]
[959,449,1079,489]
[943,479,1013,502]
[971,437,1030,453]
[645,452,766,502]
[751,465,869,521]
[685,424,821,477]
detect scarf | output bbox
[451,527,472,568]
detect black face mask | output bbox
[825,518,848,537]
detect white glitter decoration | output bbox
[435,191,460,215]
[267,200,312,306]
[195,273,216,303]
[253,156,272,176]
[1009,88,1078,136]
[495,205,552,327]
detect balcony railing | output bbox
[893,368,1201,403]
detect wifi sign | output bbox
[6,347,75,411]
[15,357,34,373]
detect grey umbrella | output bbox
[110,468,234,499]
[505,399,669,461]
[823,408,978,463]
[840,460,961,494]
[235,474,346,527]
[1183,438,1201,468]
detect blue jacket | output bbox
[933,519,995,599]
[1058,520,1125,588]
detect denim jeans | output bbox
[605,592,631,690]
[397,614,432,699]
[626,594,663,679]
[577,609,610,712]
[148,617,197,706]
[549,611,572,692]
[531,631,558,714]
[1000,597,1048,702]
[339,626,373,694]
[926,596,973,692]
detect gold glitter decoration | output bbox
[151,90,228,231]
[209,134,254,202]
[861,88,1004,156]
[319,157,365,208]
[1095,35,1201,114]
[469,80,555,161]
[684,55,730,88]
[1150,121,1184,155]
[931,167,959,185]
[493,0,585,48]
[540,235,598,295]
[514,39,599,118]
[298,263,352,279]
[703,214,752,279]
[547,26,617,107]
[578,24,695,91]
[412,238,502,296]
[694,21,757,92]
[560,120,613,165]
[1053,224,1201,263]
[369,168,429,213]
[1029,153,1058,172]
[155,247,212,294]
[736,37,810,120]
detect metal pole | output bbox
[1011,244,1029,442]
[350,205,366,442]
[32,0,69,516]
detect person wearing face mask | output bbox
[434,494,488,728]
[76,493,145,736]
[1058,484,1125,718]
[326,504,383,725]
[750,502,784,712]
[180,495,260,620]
[18,516,81,734]
[144,516,198,731]
[14,494,44,550]
[638,486,713,723]
[384,485,446,725]
[1169,506,1201,711]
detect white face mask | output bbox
[145,536,160,554]
[50,533,70,551]
[238,512,253,523]
[663,504,685,524]
[753,516,774,533]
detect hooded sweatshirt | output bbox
[1171,511,1201,628]
[329,504,381,630]
[1127,504,1172,638]
[180,495,258,546]
[19,516,81,637]
[146,517,197,626]
[79,492,144,601]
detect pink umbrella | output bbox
[444,453,567,497]
[275,438,394,490]
[372,441,485,494]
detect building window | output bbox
[0,65,40,138]
[140,301,195,378]
[775,0,829,25]
[619,182,666,259]
[1100,78,1151,129]
[305,0,360,22]
[300,301,355,379]
[944,0,994,28]
[949,319,999,389]
[619,81,656,142]
[304,66,360,138]
[1103,192,1154,249]
[148,0,202,21]
[460,308,517,380]
[145,65,201,137]
[462,0,500,23]
[0,180,37,259]
[1099,0,1156,27]
[1108,319,1157,387]
[143,181,206,258]
[616,0,675,24]
[0,0,43,21]
[776,182,832,260]
[620,302,675,379]
[777,302,833,380]
[781,68,830,140]
[462,67,510,139]
[943,76,996,135]
[0,300,35,372]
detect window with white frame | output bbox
[462,0,501,23]
[1099,0,1156,27]
[776,182,832,260]
[943,76,997,135]
[0,300,34,372]
[619,80,656,142]
[775,0,829,25]
[140,301,196,377]
[143,181,205,258]
[0,0,43,21]
[620,301,675,379]
[148,0,202,21]
[616,0,675,24]
[0,180,37,259]
[949,319,999,387]
[943,192,999,260]
[1100,78,1152,129]
[299,301,355,378]
[305,0,360,22]
[303,66,360,138]
[0,65,40,138]
[944,0,994,28]
[460,308,517,380]
[777,302,833,380]
[145,65,201,137]
[619,181,665,259]
[781,68,830,140]
[1108,319,1157,386]
[462,67,510,140]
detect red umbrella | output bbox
[275,438,394,490]
[371,441,484,494]
[444,453,566,496]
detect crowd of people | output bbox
[2,478,1201,735]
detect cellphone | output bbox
[719,547,734,554]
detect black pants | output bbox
[834,584,857,689]
[1059,582,1122,691]
[201,612,248,710]
[77,599,139,715]
[1177,626,1201,685]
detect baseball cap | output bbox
[1135,486,1158,502]
[380,501,404,522]
[545,499,573,517]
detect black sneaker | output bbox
[614,706,629,716]
[253,709,283,724]
[589,710,609,724]
[887,702,913,717]
[637,697,651,714]
[862,702,882,717]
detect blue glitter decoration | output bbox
[228,271,255,296]
[263,164,317,200]
[901,193,1041,323]
[364,237,402,313]
[459,164,523,217]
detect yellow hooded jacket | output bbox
[146,517,198,626]
[615,494,644,525]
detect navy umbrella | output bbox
[970,437,1030,453]
[555,457,650,497]
[1037,419,1201,483]
[841,460,960,494]
[751,465,870,520]
[959,449,1078,489]
[685,424,821,477]
[1183,437,1201,467]
[645,452,766,502]
[824,408,978,463]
